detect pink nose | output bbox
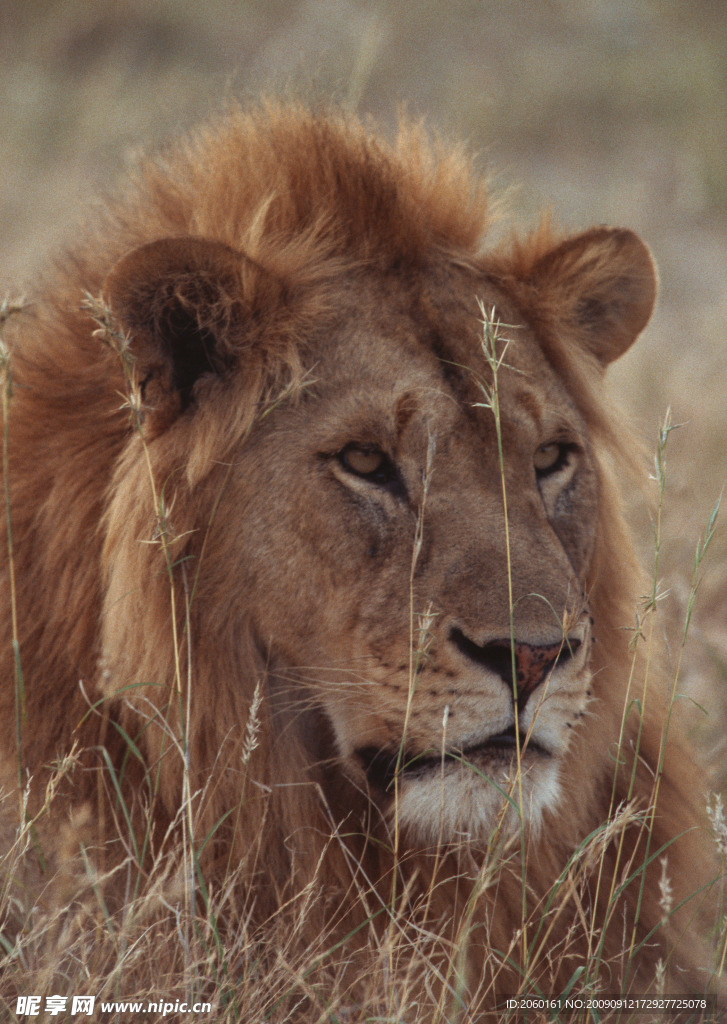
[449,627,580,710]
[512,641,570,701]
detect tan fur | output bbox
[0,103,721,1011]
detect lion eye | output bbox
[340,444,392,481]
[533,442,566,475]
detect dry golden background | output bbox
[2,0,725,737]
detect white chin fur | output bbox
[391,759,562,846]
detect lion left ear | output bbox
[531,227,657,366]
[103,237,247,430]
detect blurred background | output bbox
[1,0,725,732]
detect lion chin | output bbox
[393,755,563,846]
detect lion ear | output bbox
[103,237,246,430]
[531,227,657,366]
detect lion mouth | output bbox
[356,727,549,793]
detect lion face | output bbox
[104,221,655,849]
[211,272,598,844]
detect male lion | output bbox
[0,104,722,1016]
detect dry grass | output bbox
[1,790,724,1022]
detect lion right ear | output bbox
[103,237,248,432]
[529,227,658,366]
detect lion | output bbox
[0,103,722,1015]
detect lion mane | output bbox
[0,104,721,1011]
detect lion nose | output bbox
[449,628,580,709]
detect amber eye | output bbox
[339,444,392,481]
[533,442,566,475]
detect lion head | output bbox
[100,225,652,838]
[1,104,720,1005]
